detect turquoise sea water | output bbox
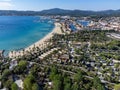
[0,16,54,51]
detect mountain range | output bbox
[0,8,120,16]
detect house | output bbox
[48,82,52,86]
[72,42,81,48]
[97,72,104,80]
[29,62,35,68]
[59,54,69,62]
[0,88,7,90]
[70,48,75,54]
[15,79,23,89]
[90,61,95,67]
[9,59,18,70]
[47,82,53,89]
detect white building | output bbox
[15,79,23,89]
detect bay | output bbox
[0,16,54,51]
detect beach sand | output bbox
[9,22,63,58]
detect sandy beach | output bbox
[9,22,63,58]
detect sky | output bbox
[0,0,120,11]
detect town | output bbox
[0,16,120,90]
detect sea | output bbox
[0,16,54,52]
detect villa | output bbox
[15,79,23,90]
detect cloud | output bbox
[0,0,14,10]
[0,1,13,10]
[0,0,11,1]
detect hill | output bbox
[0,8,120,16]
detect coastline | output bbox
[9,22,63,58]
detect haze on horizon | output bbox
[0,0,120,11]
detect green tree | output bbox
[52,74,63,90]
[2,69,11,78]
[71,83,79,90]
[64,77,71,90]
[4,80,13,89]
[11,83,18,90]
[15,60,28,74]
[53,79,62,90]
[18,60,28,70]
[23,74,35,90]
[114,84,120,90]
[13,66,21,74]
[32,83,39,90]
[93,77,105,90]
[64,77,71,84]
[64,83,71,90]
[49,66,58,80]
[51,66,58,75]
[74,70,83,83]
[23,77,32,90]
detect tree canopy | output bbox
[11,83,18,90]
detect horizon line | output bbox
[0,8,119,12]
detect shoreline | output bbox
[9,22,63,58]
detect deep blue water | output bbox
[0,16,54,51]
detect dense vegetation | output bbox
[0,30,120,90]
